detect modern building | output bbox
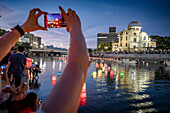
[20,32,42,48]
[97,27,119,50]
[115,21,156,52]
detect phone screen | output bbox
[44,13,66,28]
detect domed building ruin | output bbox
[112,21,156,52]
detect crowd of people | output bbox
[0,6,89,113]
[0,45,42,112]
[91,50,170,57]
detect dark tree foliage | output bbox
[150,35,170,49]
[0,29,9,36]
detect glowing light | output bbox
[100,63,103,68]
[120,72,124,78]
[26,58,33,68]
[110,70,113,77]
[96,63,99,68]
[52,76,56,85]
[108,66,110,71]
[93,71,97,78]
[105,70,108,77]
[98,70,102,78]
[79,83,86,106]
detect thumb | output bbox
[39,26,48,31]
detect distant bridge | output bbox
[29,48,68,57]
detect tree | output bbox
[97,42,112,51]
[15,40,21,46]
[88,48,93,53]
[0,29,9,36]
[22,42,32,52]
[150,35,170,50]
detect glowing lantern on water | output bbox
[104,63,107,67]
[58,71,61,77]
[98,70,102,78]
[108,67,110,71]
[79,83,86,106]
[96,63,99,69]
[102,67,105,72]
[52,76,56,85]
[146,63,148,67]
[112,67,114,70]
[91,72,93,78]
[120,72,124,78]
[110,70,113,77]
[100,63,103,68]
[105,70,108,77]
[93,71,97,78]
[26,58,33,68]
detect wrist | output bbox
[21,24,27,33]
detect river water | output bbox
[28,57,170,113]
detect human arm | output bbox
[41,6,89,113]
[3,84,28,95]
[0,9,47,61]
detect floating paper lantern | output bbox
[102,67,105,72]
[110,70,113,77]
[100,63,103,68]
[58,71,61,77]
[146,63,148,66]
[79,83,86,106]
[93,71,97,78]
[120,72,124,78]
[108,66,110,71]
[91,72,93,78]
[96,63,99,68]
[98,70,102,78]
[26,58,33,68]
[52,76,56,85]
[105,70,108,77]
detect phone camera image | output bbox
[44,14,66,28]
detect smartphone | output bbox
[44,13,66,28]
[38,99,42,104]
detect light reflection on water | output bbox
[28,57,170,113]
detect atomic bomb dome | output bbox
[128,21,142,27]
[127,21,142,32]
[111,21,156,52]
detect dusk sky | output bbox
[0,0,170,49]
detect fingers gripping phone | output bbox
[44,13,66,28]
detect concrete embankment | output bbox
[103,54,170,61]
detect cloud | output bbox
[33,30,70,48]
[0,4,25,29]
[0,4,13,16]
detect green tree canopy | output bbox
[150,35,170,49]
[97,42,112,51]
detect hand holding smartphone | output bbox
[44,13,66,28]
